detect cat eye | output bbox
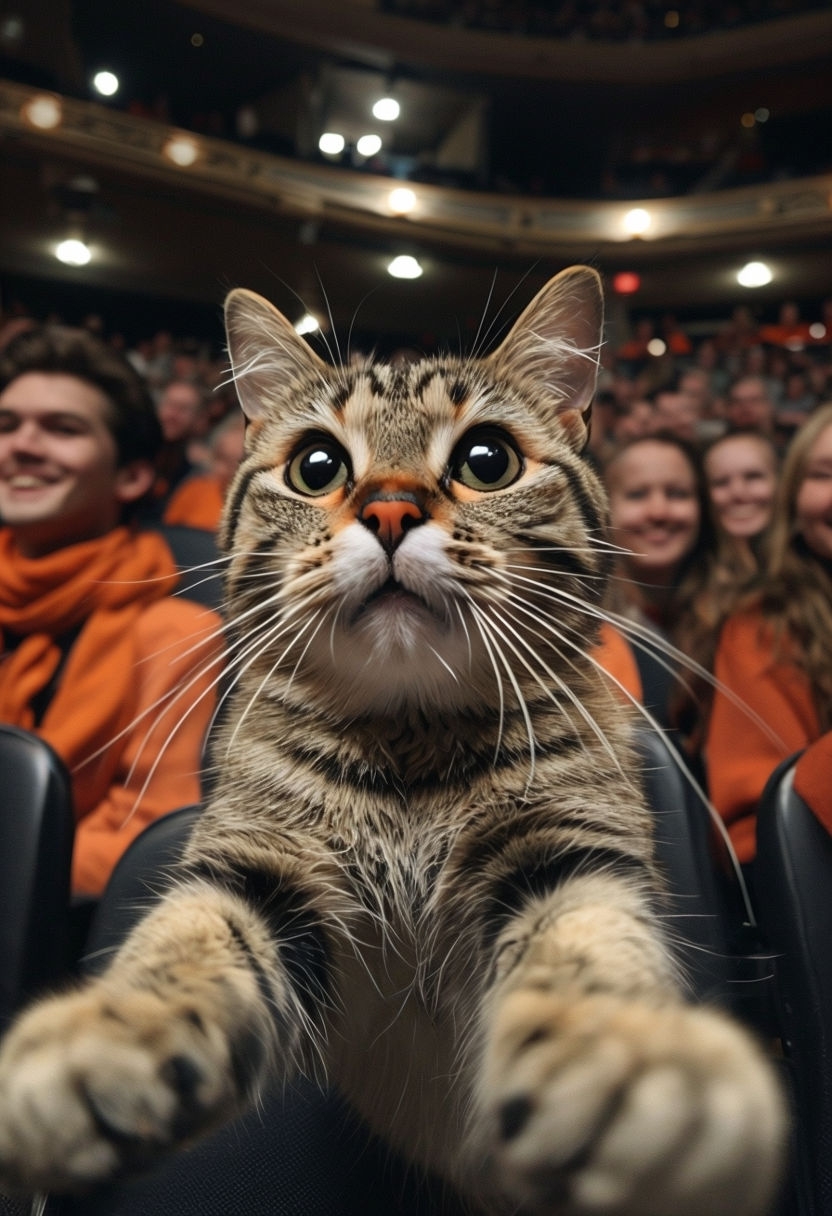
[450,428,523,492]
[287,437,350,497]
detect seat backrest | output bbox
[157,525,224,610]
[757,756,832,1216]
[634,727,744,1008]
[0,724,74,1028]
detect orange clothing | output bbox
[163,474,224,531]
[593,622,643,704]
[793,732,832,840]
[706,608,819,862]
[0,527,224,895]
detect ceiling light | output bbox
[373,97,400,122]
[388,255,422,280]
[92,70,119,97]
[55,239,92,266]
[388,187,416,215]
[21,93,63,130]
[356,134,382,158]
[163,135,200,166]
[319,132,345,156]
[737,261,772,288]
[623,207,651,236]
[294,313,320,336]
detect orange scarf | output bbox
[0,527,179,815]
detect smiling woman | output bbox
[707,402,832,868]
[602,433,721,747]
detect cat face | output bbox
[222,267,608,718]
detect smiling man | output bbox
[0,326,223,896]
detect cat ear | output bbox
[488,265,604,449]
[224,288,329,422]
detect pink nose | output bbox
[360,496,426,553]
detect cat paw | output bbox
[483,991,786,1216]
[0,985,253,1194]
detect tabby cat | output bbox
[0,267,784,1214]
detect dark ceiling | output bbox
[1,1,832,352]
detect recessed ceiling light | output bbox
[21,93,63,130]
[55,239,92,266]
[388,187,416,215]
[737,260,773,288]
[388,255,422,279]
[294,313,320,336]
[319,132,345,156]
[356,134,382,158]
[373,97,400,122]
[92,70,119,97]
[163,135,200,167]
[623,207,651,236]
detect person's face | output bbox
[211,425,246,495]
[705,436,777,540]
[157,382,201,442]
[0,372,149,557]
[727,380,773,431]
[795,422,832,562]
[607,442,701,582]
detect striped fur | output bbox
[0,267,785,1213]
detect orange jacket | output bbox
[593,621,643,705]
[706,608,819,862]
[63,597,223,894]
[0,528,224,895]
[163,474,224,531]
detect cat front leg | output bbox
[477,872,786,1216]
[0,875,329,1195]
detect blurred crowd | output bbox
[381,0,827,40]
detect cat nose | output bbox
[359,492,427,554]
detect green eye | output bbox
[451,428,523,492]
[287,438,350,496]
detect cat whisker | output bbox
[469,604,537,788]
[493,599,624,772]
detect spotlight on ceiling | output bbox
[623,207,652,237]
[372,97,400,122]
[388,255,422,280]
[55,238,92,267]
[388,187,416,215]
[163,134,200,167]
[21,93,63,130]
[356,134,382,158]
[92,70,119,97]
[318,132,345,156]
[737,260,773,288]
[294,313,320,336]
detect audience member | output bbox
[706,402,832,868]
[145,376,209,520]
[163,410,246,531]
[703,430,778,571]
[0,326,224,896]
[724,374,777,437]
[603,433,716,742]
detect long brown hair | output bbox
[752,401,832,730]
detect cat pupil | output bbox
[453,429,521,491]
[288,440,348,496]
[468,440,508,482]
